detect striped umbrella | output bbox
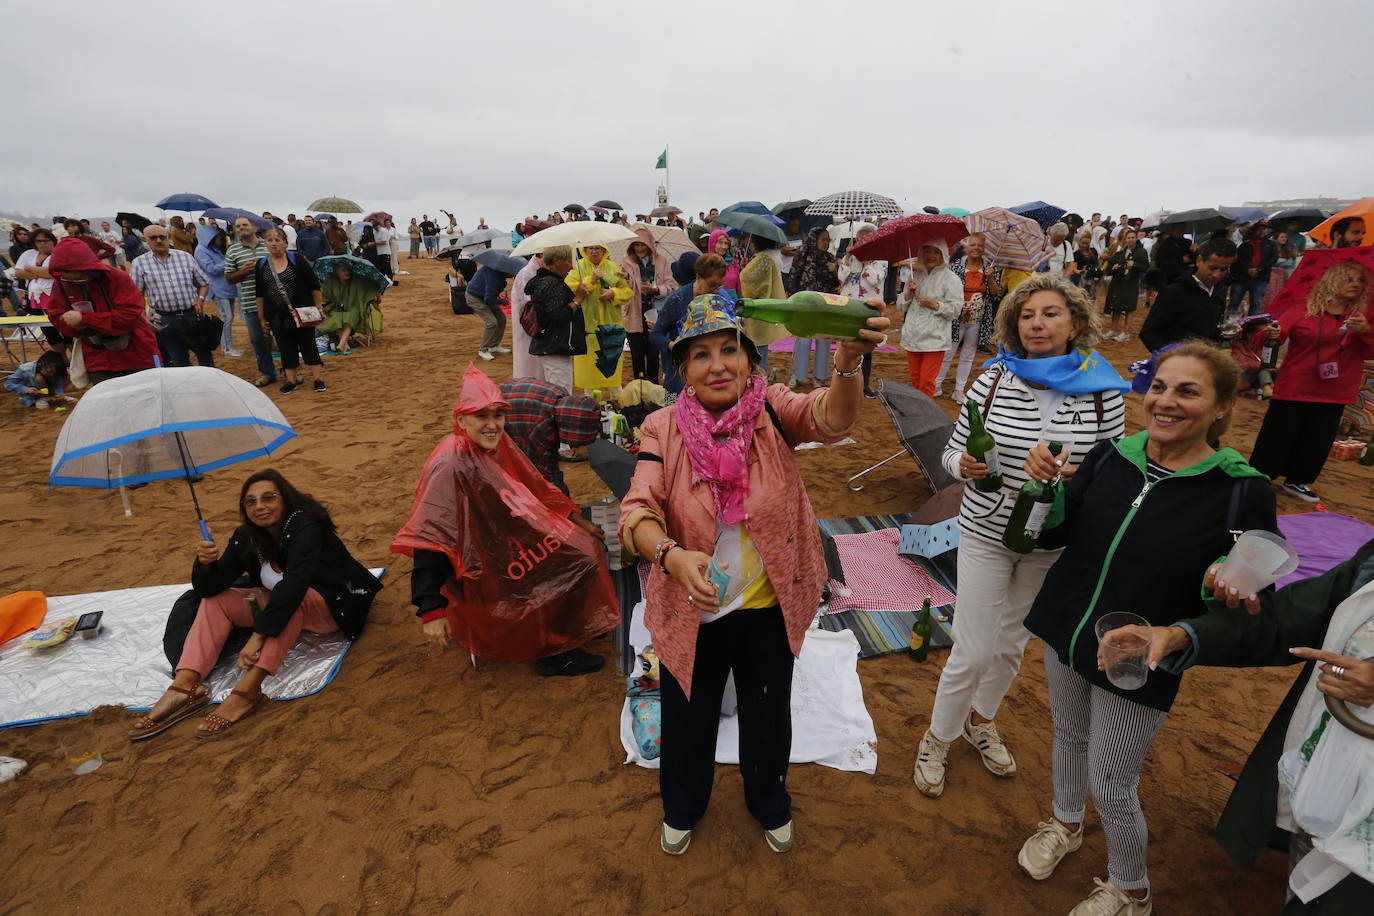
[805,191,903,220]
[963,207,1054,272]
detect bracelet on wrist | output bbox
[833,362,862,378]
[653,537,679,573]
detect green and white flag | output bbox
[655,149,667,169]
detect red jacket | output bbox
[45,238,158,374]
[1273,310,1374,403]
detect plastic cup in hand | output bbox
[1217,530,1300,597]
[1095,612,1153,690]
[57,717,103,775]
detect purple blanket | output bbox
[1276,512,1374,588]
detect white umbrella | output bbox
[452,228,507,249]
[510,221,637,256]
[50,366,297,535]
[606,224,699,263]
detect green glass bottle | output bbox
[1259,322,1280,371]
[1002,441,1064,554]
[1360,430,1374,467]
[246,592,261,617]
[737,291,881,341]
[908,598,932,662]
[965,399,1003,493]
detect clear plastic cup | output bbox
[57,717,103,775]
[1095,611,1153,690]
[1217,530,1300,597]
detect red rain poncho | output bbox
[391,365,618,660]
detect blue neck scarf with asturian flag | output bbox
[983,347,1130,395]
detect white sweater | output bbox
[896,265,962,351]
[942,367,1126,546]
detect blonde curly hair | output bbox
[993,273,1103,354]
[1306,261,1371,316]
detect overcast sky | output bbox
[4,0,1369,229]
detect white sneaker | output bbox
[477,349,495,361]
[1116,332,1132,342]
[912,730,951,798]
[952,390,967,406]
[489,345,511,354]
[660,823,692,856]
[963,718,1016,776]
[1068,878,1152,915]
[1018,818,1083,880]
[763,821,794,853]
[932,382,944,398]
[226,348,244,358]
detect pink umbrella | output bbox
[849,214,968,262]
[963,207,1054,272]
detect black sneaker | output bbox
[534,647,605,677]
[1282,482,1320,503]
[313,379,327,392]
[279,381,297,394]
[863,388,878,399]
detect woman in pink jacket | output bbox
[619,293,888,856]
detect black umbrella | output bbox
[1267,207,1328,232]
[594,324,627,377]
[564,203,586,214]
[772,199,812,217]
[116,211,152,230]
[848,379,959,493]
[1158,208,1234,235]
[588,438,636,499]
[593,199,623,210]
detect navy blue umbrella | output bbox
[203,208,272,232]
[472,249,528,276]
[156,193,219,211]
[1009,201,1067,229]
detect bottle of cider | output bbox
[965,399,1002,493]
[1002,441,1064,553]
[736,291,881,341]
[908,598,932,662]
[1259,322,1280,371]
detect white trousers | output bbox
[936,321,979,394]
[928,530,1060,742]
[538,355,573,393]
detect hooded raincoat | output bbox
[566,251,632,390]
[44,238,158,375]
[619,226,675,334]
[392,365,618,659]
[193,225,237,301]
[707,229,742,294]
[896,239,962,352]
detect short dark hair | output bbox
[1196,238,1237,261]
[1333,216,1365,237]
[36,350,67,375]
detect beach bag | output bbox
[68,339,89,389]
[291,305,325,328]
[625,677,662,759]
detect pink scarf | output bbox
[674,375,768,524]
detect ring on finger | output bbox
[1332,665,1346,679]
[687,595,695,605]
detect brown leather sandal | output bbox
[195,688,263,738]
[129,683,209,742]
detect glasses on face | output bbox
[242,492,281,508]
[146,235,169,241]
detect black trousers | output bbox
[1249,398,1345,485]
[659,606,794,832]
[270,319,322,369]
[626,330,659,383]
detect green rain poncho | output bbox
[319,271,383,336]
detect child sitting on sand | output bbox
[5,351,68,409]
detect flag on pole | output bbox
[655,149,668,169]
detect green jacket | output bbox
[1181,537,1374,912]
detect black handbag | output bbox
[450,286,474,315]
[173,311,225,352]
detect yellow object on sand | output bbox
[21,617,76,650]
[0,590,47,645]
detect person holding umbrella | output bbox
[618,293,890,856]
[43,238,158,383]
[129,469,382,739]
[565,244,631,397]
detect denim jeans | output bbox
[212,298,236,351]
[154,314,215,368]
[243,309,277,380]
[1229,276,1269,317]
[791,337,830,382]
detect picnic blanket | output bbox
[0,571,384,729]
[620,599,877,773]
[1277,512,1374,589]
[815,514,957,657]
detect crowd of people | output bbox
[2,194,1370,915]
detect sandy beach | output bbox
[2,255,1371,914]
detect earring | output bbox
[686,385,696,397]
